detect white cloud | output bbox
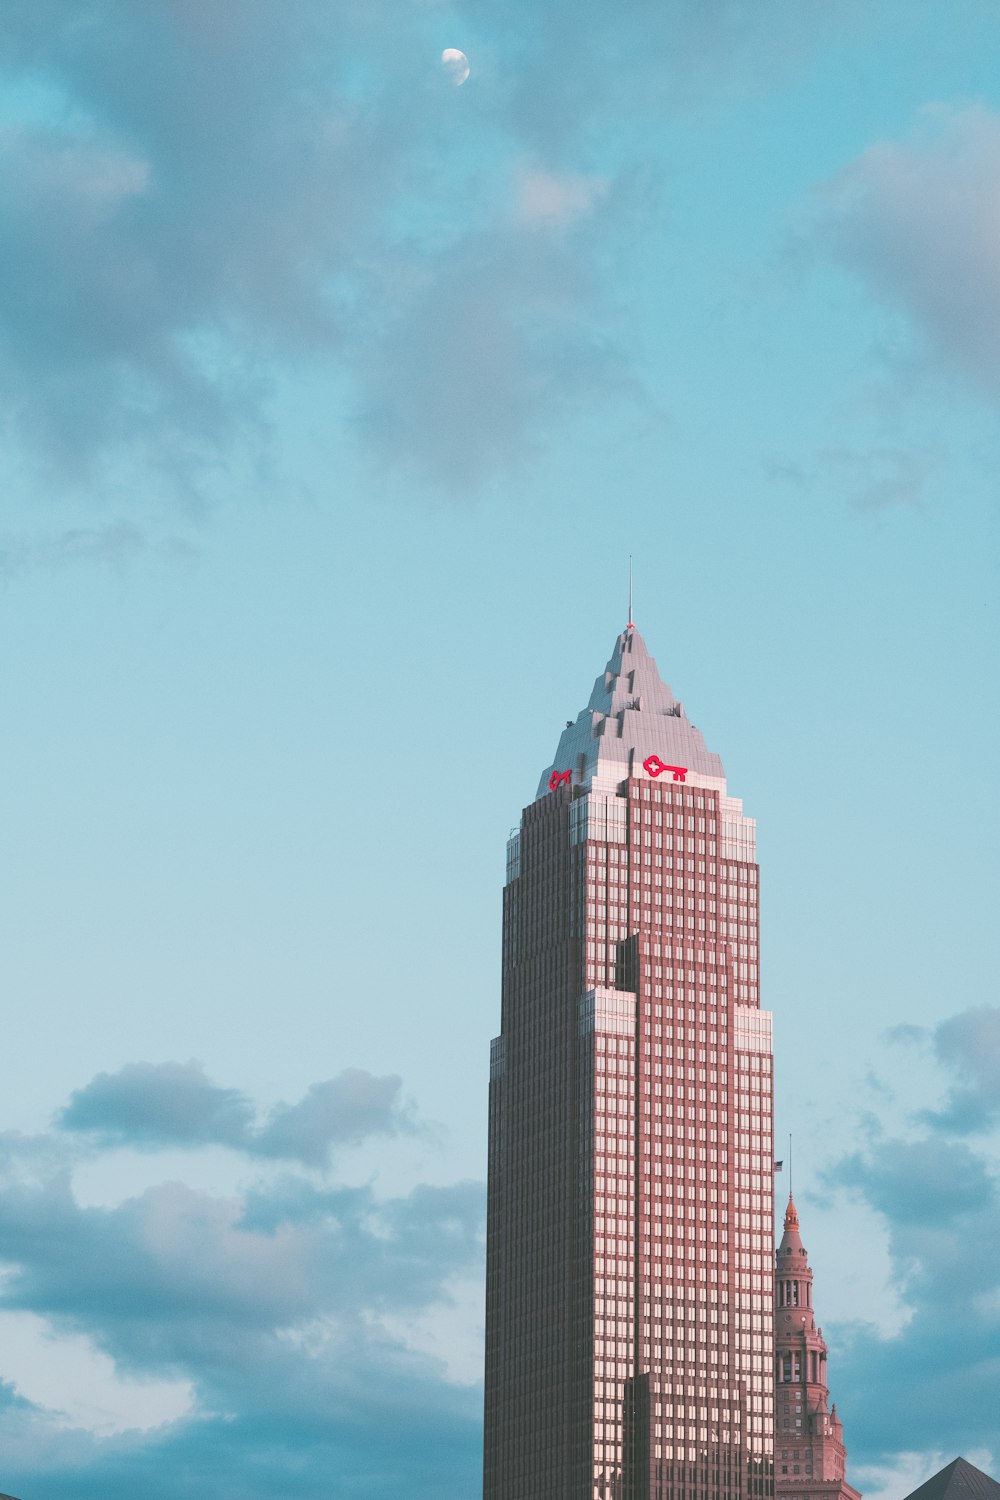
[377,1268,484,1386]
[0,1310,192,1436]
[856,1451,958,1500]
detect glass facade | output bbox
[484,627,775,1500]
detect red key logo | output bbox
[643,756,688,782]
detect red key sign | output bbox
[643,755,688,782]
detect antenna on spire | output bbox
[789,1134,793,1195]
[627,555,634,629]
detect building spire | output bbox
[775,1192,861,1500]
[627,554,634,629]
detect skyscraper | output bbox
[484,623,775,1500]
[775,1195,860,1500]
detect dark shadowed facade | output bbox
[484,624,774,1500]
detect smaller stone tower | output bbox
[774,1194,861,1500]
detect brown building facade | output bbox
[774,1194,860,1500]
[484,624,775,1500]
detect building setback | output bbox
[775,1193,860,1500]
[484,623,775,1500]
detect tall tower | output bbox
[774,1195,860,1500]
[484,623,775,1500]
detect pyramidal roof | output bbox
[535,625,726,801]
[902,1459,1000,1500]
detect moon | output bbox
[441,48,470,86]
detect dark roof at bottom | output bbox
[903,1459,1000,1500]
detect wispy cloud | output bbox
[764,445,937,510]
[353,205,637,489]
[0,0,624,494]
[0,0,858,498]
[920,1006,1000,1134]
[815,104,1000,401]
[0,522,157,580]
[513,168,609,231]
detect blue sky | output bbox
[0,2,998,1496]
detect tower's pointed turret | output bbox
[778,1193,806,1259]
[535,623,727,800]
[775,1194,861,1500]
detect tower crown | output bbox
[535,626,726,800]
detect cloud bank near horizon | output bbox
[0,1060,484,1499]
[0,1010,995,1496]
[823,1005,1000,1476]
